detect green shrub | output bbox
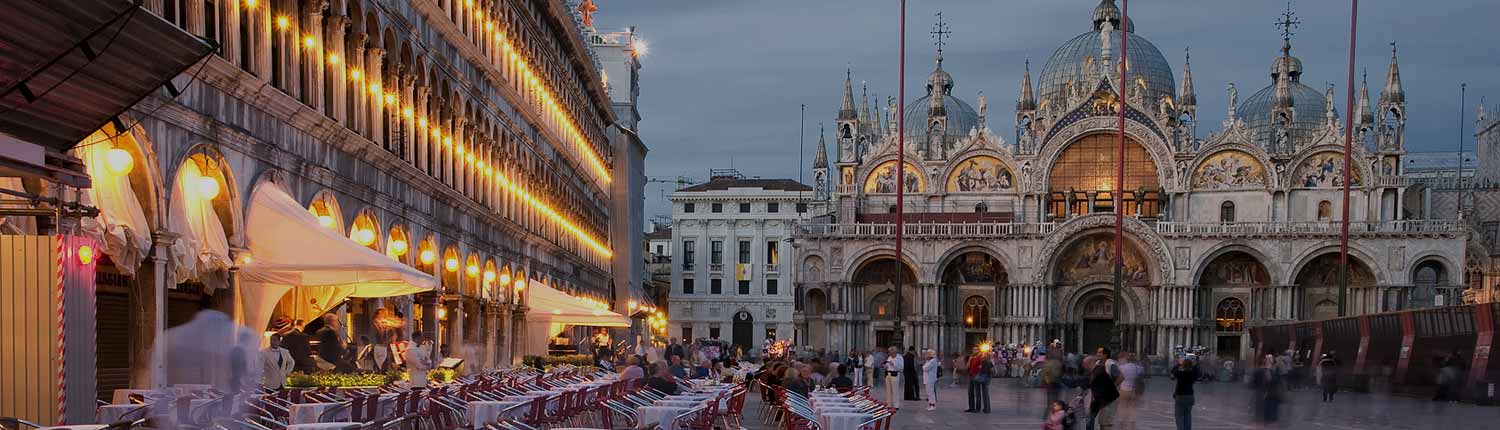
[284,371,403,388]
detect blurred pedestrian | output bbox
[904,346,921,401]
[260,334,294,389]
[966,348,994,413]
[1042,400,1070,430]
[1171,356,1199,430]
[1318,351,1340,402]
[1115,352,1145,430]
[1251,354,1284,426]
[1086,347,1120,430]
[1041,351,1064,418]
[923,349,940,410]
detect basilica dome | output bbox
[1237,44,1334,146]
[1037,0,1176,112]
[902,56,981,145]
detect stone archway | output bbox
[1292,253,1375,320]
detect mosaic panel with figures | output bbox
[1198,252,1271,286]
[1054,234,1151,286]
[864,160,924,194]
[947,156,1014,192]
[1192,150,1267,190]
[1292,152,1362,188]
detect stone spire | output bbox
[1017,59,1037,111]
[1273,39,1295,110]
[858,82,871,133]
[1179,48,1197,107]
[1357,69,1375,127]
[814,125,829,169]
[872,91,885,135]
[1381,42,1405,105]
[839,69,857,121]
[1325,83,1339,126]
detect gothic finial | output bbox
[839,68,856,120]
[1017,58,1037,111]
[1382,41,1405,104]
[1179,47,1197,107]
[1276,2,1301,48]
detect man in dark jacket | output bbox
[966,348,994,413]
[315,314,352,372]
[281,322,317,373]
[903,346,920,401]
[666,338,686,362]
[1087,347,1120,430]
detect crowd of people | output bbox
[258,314,440,388]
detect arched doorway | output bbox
[1047,133,1162,219]
[1412,259,1450,306]
[1198,250,1269,361]
[941,250,1007,350]
[852,256,916,349]
[1078,292,1116,354]
[962,296,990,348]
[1293,253,1374,319]
[732,310,754,354]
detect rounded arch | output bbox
[862,159,924,194]
[1191,243,1279,289]
[307,189,345,232]
[1215,297,1247,332]
[416,233,439,270]
[386,222,412,264]
[482,258,499,299]
[1286,147,1368,189]
[1411,256,1451,287]
[1188,147,1272,191]
[867,290,904,319]
[936,243,1014,283]
[1285,243,1385,286]
[805,288,829,314]
[347,0,366,34]
[363,12,382,48]
[1037,214,1173,285]
[800,254,826,283]
[1033,121,1175,191]
[846,251,919,285]
[939,248,1010,286]
[1046,132,1159,193]
[844,245,923,283]
[440,245,461,292]
[89,117,167,230]
[464,252,482,295]
[1062,284,1142,324]
[167,145,243,245]
[349,207,381,251]
[944,154,1016,193]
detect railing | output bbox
[795,220,1466,239]
[836,184,857,195]
[709,263,724,273]
[764,263,779,273]
[1374,176,1410,187]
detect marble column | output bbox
[401,74,417,163]
[324,15,350,124]
[130,230,177,388]
[347,33,368,135]
[221,0,240,68]
[301,1,327,110]
[454,117,468,195]
[365,46,386,146]
[414,86,431,173]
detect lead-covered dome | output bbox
[903,55,981,145]
[1238,57,1333,146]
[1037,0,1175,112]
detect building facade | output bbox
[593,26,651,336]
[0,0,629,394]
[669,174,813,355]
[793,1,1468,362]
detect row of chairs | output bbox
[756,382,893,430]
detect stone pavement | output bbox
[743,376,1497,430]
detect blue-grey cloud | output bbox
[596,0,1500,221]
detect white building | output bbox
[669,173,815,355]
[591,26,652,335]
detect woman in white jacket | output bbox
[922,349,940,411]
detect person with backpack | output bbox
[1171,356,1199,430]
[967,347,995,413]
[1086,347,1120,430]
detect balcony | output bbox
[709,263,725,273]
[1374,176,1410,187]
[795,220,1466,240]
[765,263,780,274]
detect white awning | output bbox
[237,183,435,331]
[524,279,630,328]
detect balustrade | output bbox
[794,219,1465,239]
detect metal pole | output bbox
[893,0,907,348]
[800,104,806,186]
[1457,83,1467,214]
[1111,0,1129,354]
[1338,0,1358,317]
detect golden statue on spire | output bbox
[577,0,598,28]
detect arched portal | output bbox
[1293,253,1375,320]
[852,256,916,349]
[1076,291,1117,354]
[732,309,754,355]
[1047,133,1162,219]
[1197,250,1268,360]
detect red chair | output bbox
[520,395,548,427]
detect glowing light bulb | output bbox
[466,263,480,277]
[276,16,289,30]
[368,83,381,94]
[317,214,335,229]
[353,228,375,246]
[444,257,459,272]
[350,69,362,80]
[418,117,428,127]
[483,270,496,283]
[499,273,511,286]
[327,53,339,64]
[244,0,257,8]
[419,249,436,265]
[384,94,396,105]
[403,107,414,119]
[303,36,316,48]
[104,148,134,175]
[196,176,221,200]
[77,245,94,265]
[389,238,408,256]
[514,279,526,291]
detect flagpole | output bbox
[893,0,907,348]
[1111,0,1129,354]
[1338,0,1358,317]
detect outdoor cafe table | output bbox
[289,402,346,424]
[466,400,528,427]
[817,411,874,430]
[96,398,215,424]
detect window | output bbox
[765,328,777,340]
[655,244,664,254]
[767,279,778,295]
[711,203,723,213]
[682,327,693,343]
[710,279,722,294]
[766,241,779,265]
[683,240,696,269]
[1317,200,1333,221]
[768,202,779,213]
[888,205,898,214]
[708,326,721,339]
[1220,201,1236,222]
[684,203,695,213]
[710,240,723,264]
[975,203,988,213]
[796,203,808,213]
[738,280,751,295]
[738,240,751,264]
[739,203,751,213]
[682,278,695,294]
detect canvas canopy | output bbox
[524,278,630,328]
[238,183,435,332]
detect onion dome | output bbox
[902,52,979,144]
[1037,0,1174,112]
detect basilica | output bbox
[792,0,1469,362]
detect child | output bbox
[1042,400,1070,430]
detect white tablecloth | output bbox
[289,402,347,424]
[634,405,696,430]
[286,423,360,430]
[818,412,873,430]
[96,404,150,424]
[39,425,108,430]
[466,400,528,426]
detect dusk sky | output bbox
[596,0,1500,222]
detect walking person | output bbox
[1086,348,1120,430]
[1318,351,1340,402]
[951,353,965,388]
[923,349,940,410]
[1251,354,1284,426]
[884,346,904,409]
[1041,351,1064,418]
[1170,356,1199,430]
[848,350,866,387]
[1114,352,1145,430]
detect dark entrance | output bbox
[965,332,989,350]
[1079,293,1116,353]
[732,310,754,353]
[875,330,896,349]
